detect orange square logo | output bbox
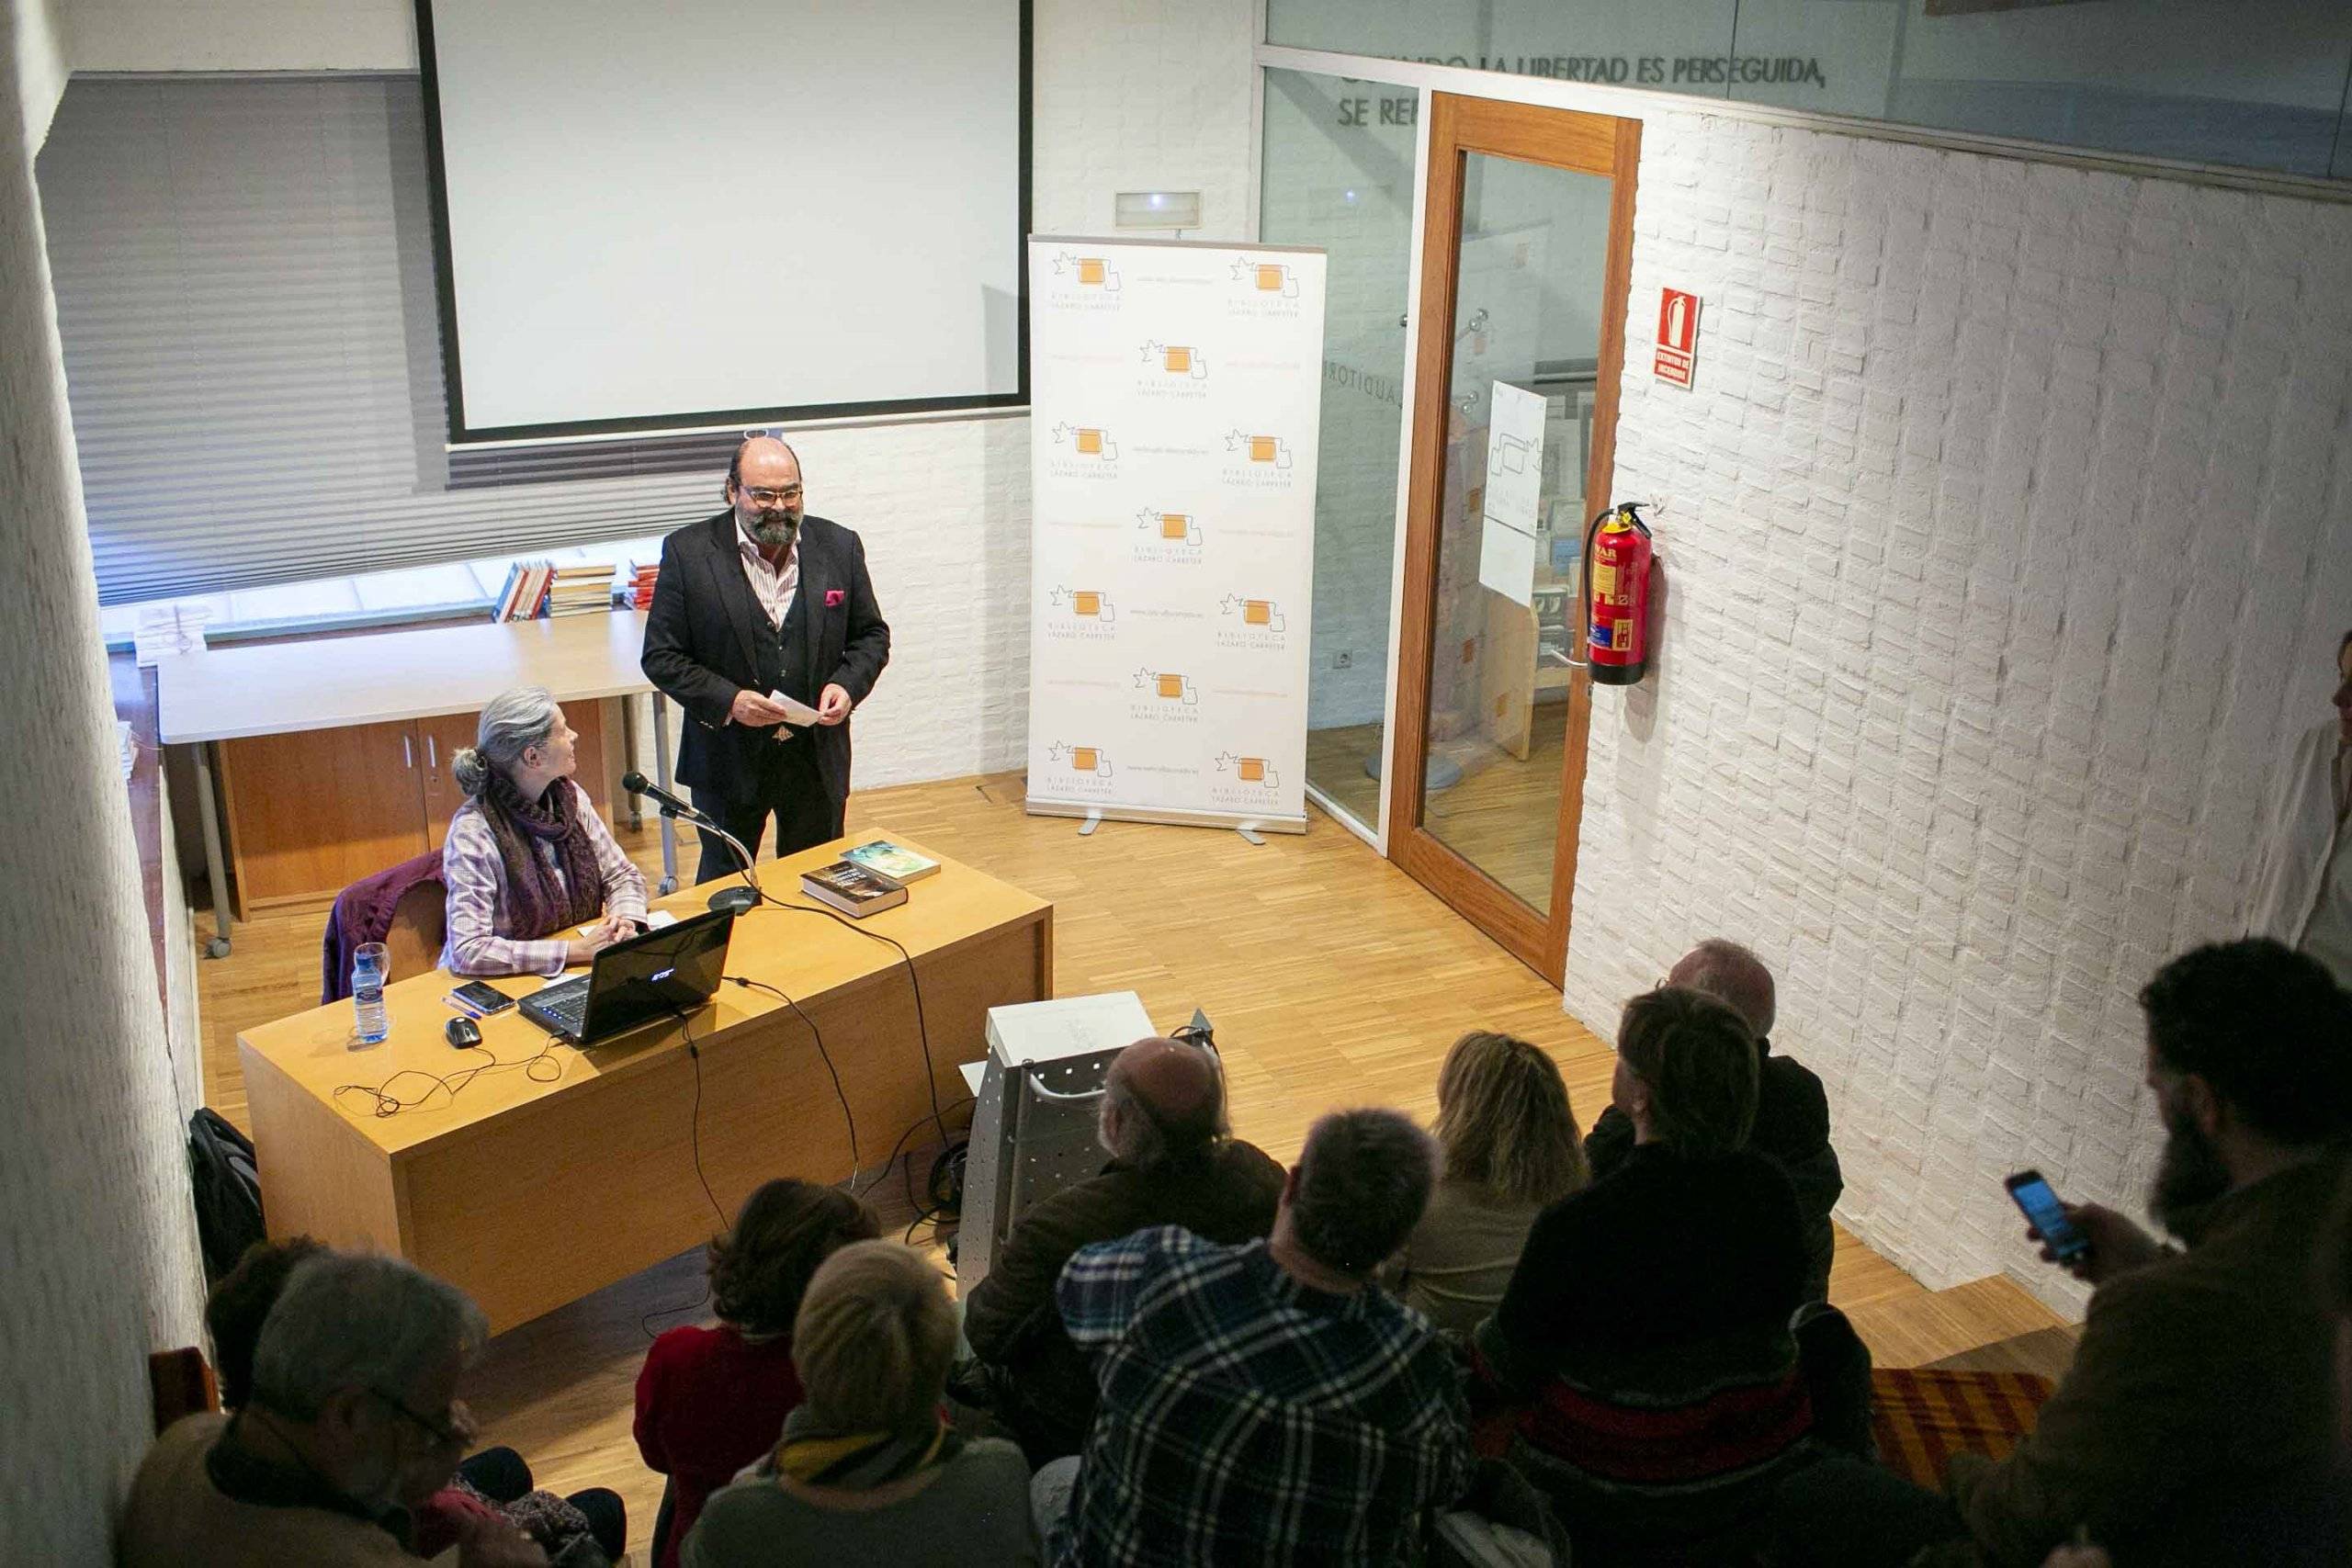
[1243,600,1272,626]
[1071,747,1099,771]
[1159,513,1190,540]
[1155,674,1184,699]
[1075,428,1103,455]
[1162,346,1193,373]
[1077,258,1106,286]
[1249,436,1277,463]
[1238,758,1266,782]
[1072,591,1102,616]
[1255,265,1285,292]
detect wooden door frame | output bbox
[1385,95,1640,986]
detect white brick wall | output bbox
[2,2,209,1553]
[1570,108,2352,1313]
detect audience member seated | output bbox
[962,1033,1283,1460]
[443,684,648,978]
[1804,939,2352,1568]
[1475,985,1815,1565]
[1585,939,1843,1301]
[206,1238,623,1564]
[636,1179,879,1568]
[681,1240,1036,1567]
[120,1253,548,1568]
[1034,1108,1472,1566]
[1386,1030,1589,1335]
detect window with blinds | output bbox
[35,75,721,606]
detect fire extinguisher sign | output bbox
[1654,288,1700,389]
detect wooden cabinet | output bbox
[218,699,619,919]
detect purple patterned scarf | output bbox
[474,770,606,942]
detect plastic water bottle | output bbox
[352,942,390,1044]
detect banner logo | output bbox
[1232,256,1300,299]
[1214,751,1278,787]
[1219,594,1285,632]
[1135,668,1199,706]
[1223,429,1293,468]
[1053,250,1121,291]
[1052,422,1118,459]
[1047,741,1114,776]
[1142,340,1209,378]
[1136,508,1202,545]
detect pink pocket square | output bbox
[824,589,846,607]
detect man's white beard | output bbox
[752,513,798,548]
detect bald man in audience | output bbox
[962,1036,1283,1462]
[1587,939,1844,1300]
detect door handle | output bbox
[427,735,437,772]
[403,734,414,770]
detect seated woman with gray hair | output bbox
[683,1240,1036,1567]
[442,685,649,977]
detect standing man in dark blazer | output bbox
[641,436,890,882]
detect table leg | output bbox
[191,741,233,958]
[619,696,642,830]
[652,694,679,894]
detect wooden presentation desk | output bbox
[155,611,684,956]
[237,836,1051,1333]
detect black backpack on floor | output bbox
[188,1108,265,1282]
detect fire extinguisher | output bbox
[1581,502,1653,686]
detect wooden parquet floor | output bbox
[193,770,2073,1554]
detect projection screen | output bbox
[417,0,1027,441]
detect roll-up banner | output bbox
[1025,236,1327,833]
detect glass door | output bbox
[1387,96,1638,985]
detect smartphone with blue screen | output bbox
[2005,1169,2088,1263]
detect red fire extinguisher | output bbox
[1581,502,1653,686]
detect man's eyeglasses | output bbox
[740,485,802,506]
[368,1388,472,1450]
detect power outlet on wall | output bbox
[1332,650,1353,669]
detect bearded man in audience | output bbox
[1781,938,2352,1568]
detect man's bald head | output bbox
[1099,1036,1227,1168]
[1668,939,1776,1039]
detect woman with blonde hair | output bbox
[441,684,648,977]
[1386,1030,1588,1333]
[682,1240,1035,1566]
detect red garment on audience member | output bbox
[633,1323,806,1568]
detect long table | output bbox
[155,611,681,956]
[237,835,1052,1332]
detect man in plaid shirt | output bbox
[1039,1109,1472,1565]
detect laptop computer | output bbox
[518,907,735,1045]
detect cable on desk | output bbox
[333,1035,564,1119]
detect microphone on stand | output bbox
[621,772,763,915]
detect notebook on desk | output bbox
[519,907,734,1045]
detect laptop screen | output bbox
[580,908,735,1043]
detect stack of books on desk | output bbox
[547,563,619,617]
[492,562,553,621]
[625,560,659,610]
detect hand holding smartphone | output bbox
[2004,1169,2089,1264]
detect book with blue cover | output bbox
[841,840,940,883]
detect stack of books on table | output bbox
[547,563,618,617]
[492,561,553,621]
[625,560,659,610]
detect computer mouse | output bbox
[445,1015,482,1049]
